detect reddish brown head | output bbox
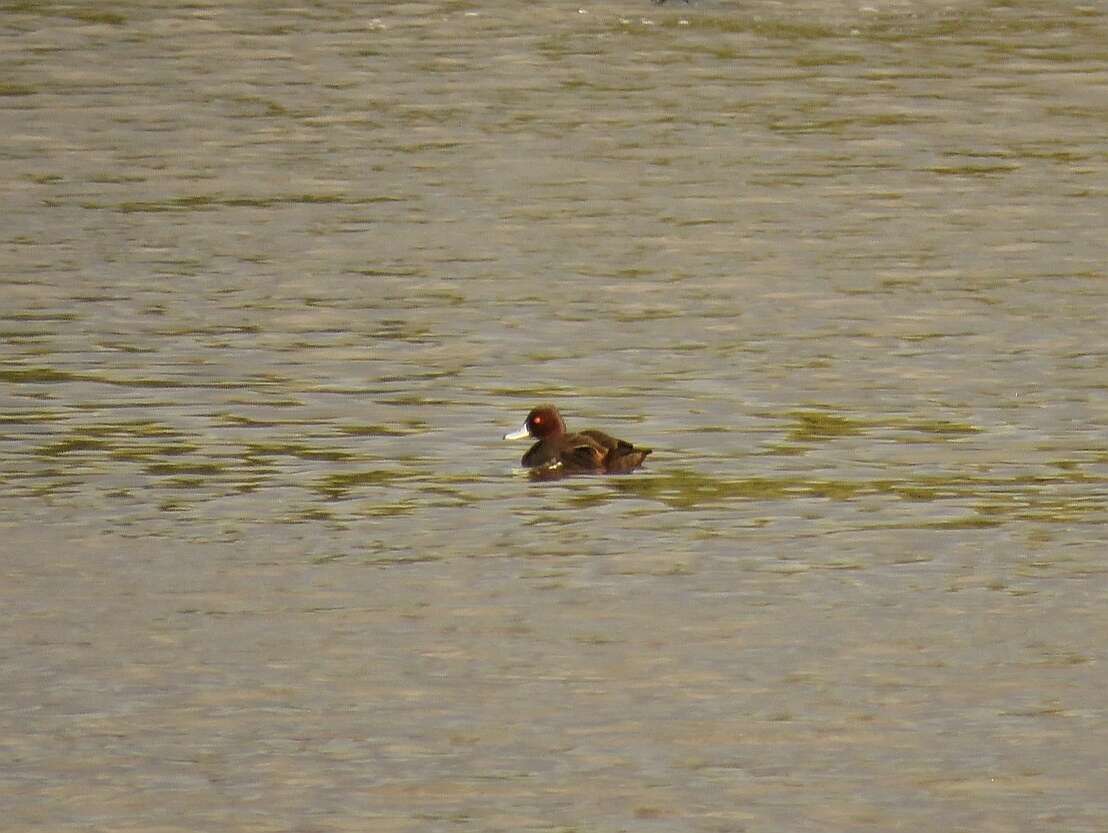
[503,404,567,441]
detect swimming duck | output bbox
[503,404,652,475]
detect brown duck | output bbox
[503,404,652,475]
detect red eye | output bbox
[533,416,543,424]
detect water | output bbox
[2,1,1107,830]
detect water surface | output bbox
[2,1,1107,831]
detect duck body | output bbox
[504,405,652,475]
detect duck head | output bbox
[503,404,566,441]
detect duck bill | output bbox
[503,424,530,441]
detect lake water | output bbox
[2,1,1107,831]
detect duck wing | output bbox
[557,433,608,470]
[581,430,652,473]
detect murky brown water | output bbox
[3,1,1107,830]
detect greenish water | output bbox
[2,1,1107,831]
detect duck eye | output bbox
[532,416,543,424]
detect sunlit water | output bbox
[3,1,1107,830]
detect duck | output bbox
[503,404,652,475]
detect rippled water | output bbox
[3,1,1107,830]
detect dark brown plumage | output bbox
[503,404,652,475]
